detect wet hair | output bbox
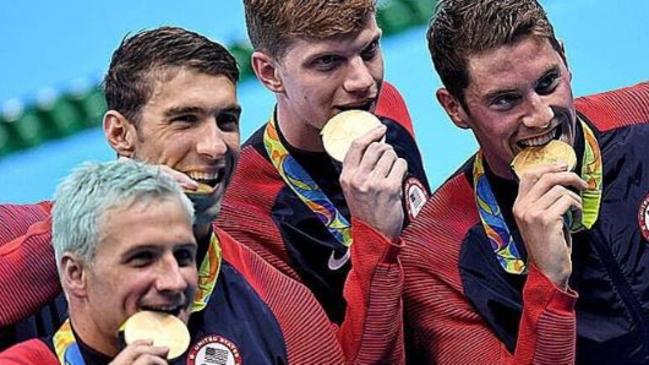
[243,0,376,59]
[52,160,194,268]
[104,26,239,123]
[427,0,564,104]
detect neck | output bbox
[276,102,325,152]
[193,222,212,243]
[481,150,515,181]
[70,306,119,358]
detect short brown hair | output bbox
[244,0,376,59]
[428,0,564,104]
[104,26,239,124]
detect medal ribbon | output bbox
[53,319,84,365]
[263,115,352,247]
[52,232,222,364]
[473,120,602,274]
[191,230,222,312]
[579,121,603,229]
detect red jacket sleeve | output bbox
[402,175,577,364]
[338,218,404,365]
[375,81,415,137]
[0,203,61,326]
[0,339,58,364]
[406,263,576,365]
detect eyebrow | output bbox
[305,30,383,62]
[120,241,196,258]
[174,242,198,252]
[119,244,157,262]
[482,64,562,103]
[362,32,381,46]
[482,87,519,104]
[163,106,205,119]
[221,105,242,117]
[536,65,561,83]
[354,32,382,56]
[163,104,242,119]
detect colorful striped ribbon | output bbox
[191,231,222,312]
[53,319,84,365]
[263,115,352,248]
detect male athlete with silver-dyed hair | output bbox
[1,160,198,364]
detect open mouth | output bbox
[140,303,186,317]
[517,124,563,149]
[337,100,375,113]
[186,170,225,190]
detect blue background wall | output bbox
[1,0,647,203]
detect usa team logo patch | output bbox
[404,177,428,221]
[639,192,649,242]
[187,335,242,365]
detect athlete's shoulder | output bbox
[241,123,267,151]
[0,201,52,218]
[214,228,247,263]
[402,159,478,258]
[576,81,649,132]
[420,159,477,231]
[215,228,297,293]
[376,81,414,136]
[223,126,282,209]
[0,201,52,242]
[0,202,54,258]
[214,228,346,364]
[0,339,57,364]
[215,227,307,298]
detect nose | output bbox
[343,57,375,95]
[521,93,554,129]
[155,254,189,293]
[196,121,228,159]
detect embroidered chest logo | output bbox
[328,248,351,271]
[187,335,242,365]
[638,192,649,242]
[404,177,428,221]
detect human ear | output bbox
[61,253,88,298]
[436,88,471,129]
[251,51,285,93]
[103,110,137,157]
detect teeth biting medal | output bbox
[184,182,215,197]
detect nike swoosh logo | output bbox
[328,248,350,271]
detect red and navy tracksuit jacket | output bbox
[216,81,429,363]
[401,81,649,364]
[0,204,368,363]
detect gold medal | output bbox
[321,110,383,162]
[511,140,577,177]
[122,311,191,360]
